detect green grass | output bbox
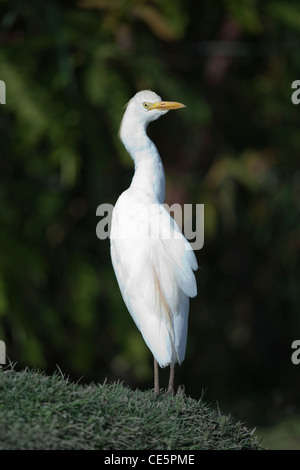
[0,366,261,450]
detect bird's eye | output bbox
[143,102,150,109]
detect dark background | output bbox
[0,0,299,447]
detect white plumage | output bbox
[110,90,198,394]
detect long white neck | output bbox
[120,119,166,204]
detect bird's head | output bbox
[122,90,185,127]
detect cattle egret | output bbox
[110,90,198,395]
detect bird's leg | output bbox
[167,365,175,394]
[154,357,160,396]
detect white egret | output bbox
[110,90,198,395]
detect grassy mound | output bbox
[0,367,260,450]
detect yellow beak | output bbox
[148,101,186,111]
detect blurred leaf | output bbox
[132,4,181,41]
[267,1,300,30]
[224,0,262,33]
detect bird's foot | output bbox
[176,384,185,396]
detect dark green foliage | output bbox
[0,0,299,439]
[0,367,260,450]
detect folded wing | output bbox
[111,197,198,367]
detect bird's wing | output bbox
[110,196,198,366]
